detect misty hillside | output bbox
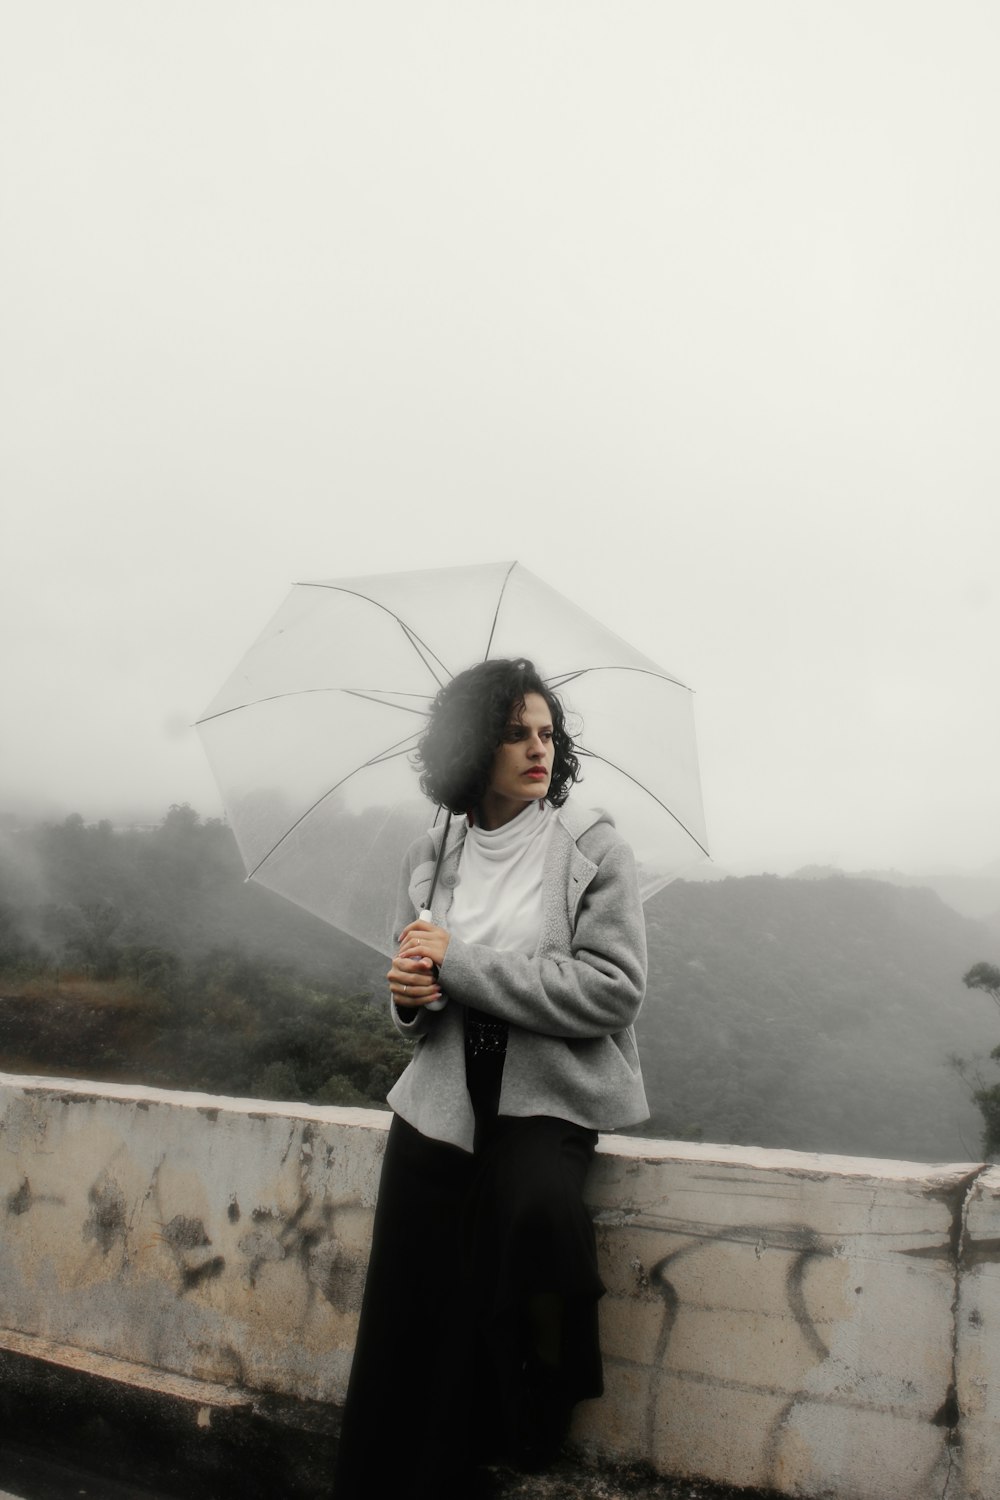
[1,810,998,1162]
[0,806,383,988]
[0,808,399,1108]
[638,874,997,1160]
[805,861,1000,929]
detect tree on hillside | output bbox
[0,808,404,1106]
[45,897,125,980]
[956,962,1000,1156]
[964,963,1000,1012]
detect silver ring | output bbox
[402,984,408,994]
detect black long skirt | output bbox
[333,1034,605,1499]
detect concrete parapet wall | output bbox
[585,1137,979,1499]
[0,1072,993,1500]
[956,1165,1000,1500]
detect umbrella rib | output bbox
[365,743,422,767]
[294,582,453,687]
[546,665,694,693]
[483,560,518,661]
[196,686,349,726]
[575,745,709,859]
[398,621,450,689]
[343,689,431,718]
[196,687,430,727]
[245,729,423,880]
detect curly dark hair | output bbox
[414,658,581,814]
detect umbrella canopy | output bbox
[197,561,708,957]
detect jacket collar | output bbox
[427,797,610,855]
[556,798,613,842]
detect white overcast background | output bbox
[3,2,998,877]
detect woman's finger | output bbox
[391,980,442,1005]
[398,919,435,941]
[397,942,433,961]
[388,963,431,985]
[387,960,440,996]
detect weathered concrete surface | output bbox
[956,1164,1000,1500]
[584,1136,984,1500]
[0,1076,385,1406]
[0,1072,991,1500]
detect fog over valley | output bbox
[4,2,999,882]
[3,5,1000,1159]
[2,806,999,1162]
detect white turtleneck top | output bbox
[447,799,557,957]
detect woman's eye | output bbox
[502,725,552,743]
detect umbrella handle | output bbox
[418,907,448,1010]
[419,810,451,1010]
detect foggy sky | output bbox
[3,2,999,877]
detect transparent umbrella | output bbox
[196,560,708,957]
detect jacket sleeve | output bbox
[389,839,434,1042]
[437,833,647,1039]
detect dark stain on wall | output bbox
[308,1224,367,1313]
[182,1256,226,1291]
[236,1190,367,1310]
[962,1236,1000,1269]
[6,1178,66,1216]
[785,1236,829,1360]
[242,1195,329,1288]
[84,1179,127,1255]
[7,1178,33,1215]
[154,1213,226,1294]
[162,1215,211,1251]
[900,1240,956,1262]
[633,1220,836,1466]
[932,1382,960,1428]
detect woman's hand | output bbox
[387,943,443,1009]
[387,922,450,1008]
[398,920,451,969]
[387,954,441,1006]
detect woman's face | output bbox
[480,691,555,827]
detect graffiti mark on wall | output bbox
[83,1178,128,1256]
[159,1214,226,1292]
[596,1219,836,1466]
[647,1220,832,1367]
[5,1176,65,1216]
[236,1191,367,1313]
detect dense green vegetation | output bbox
[0,807,403,1106]
[1,807,998,1160]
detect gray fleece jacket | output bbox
[386,800,649,1152]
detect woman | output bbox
[333,658,648,1499]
